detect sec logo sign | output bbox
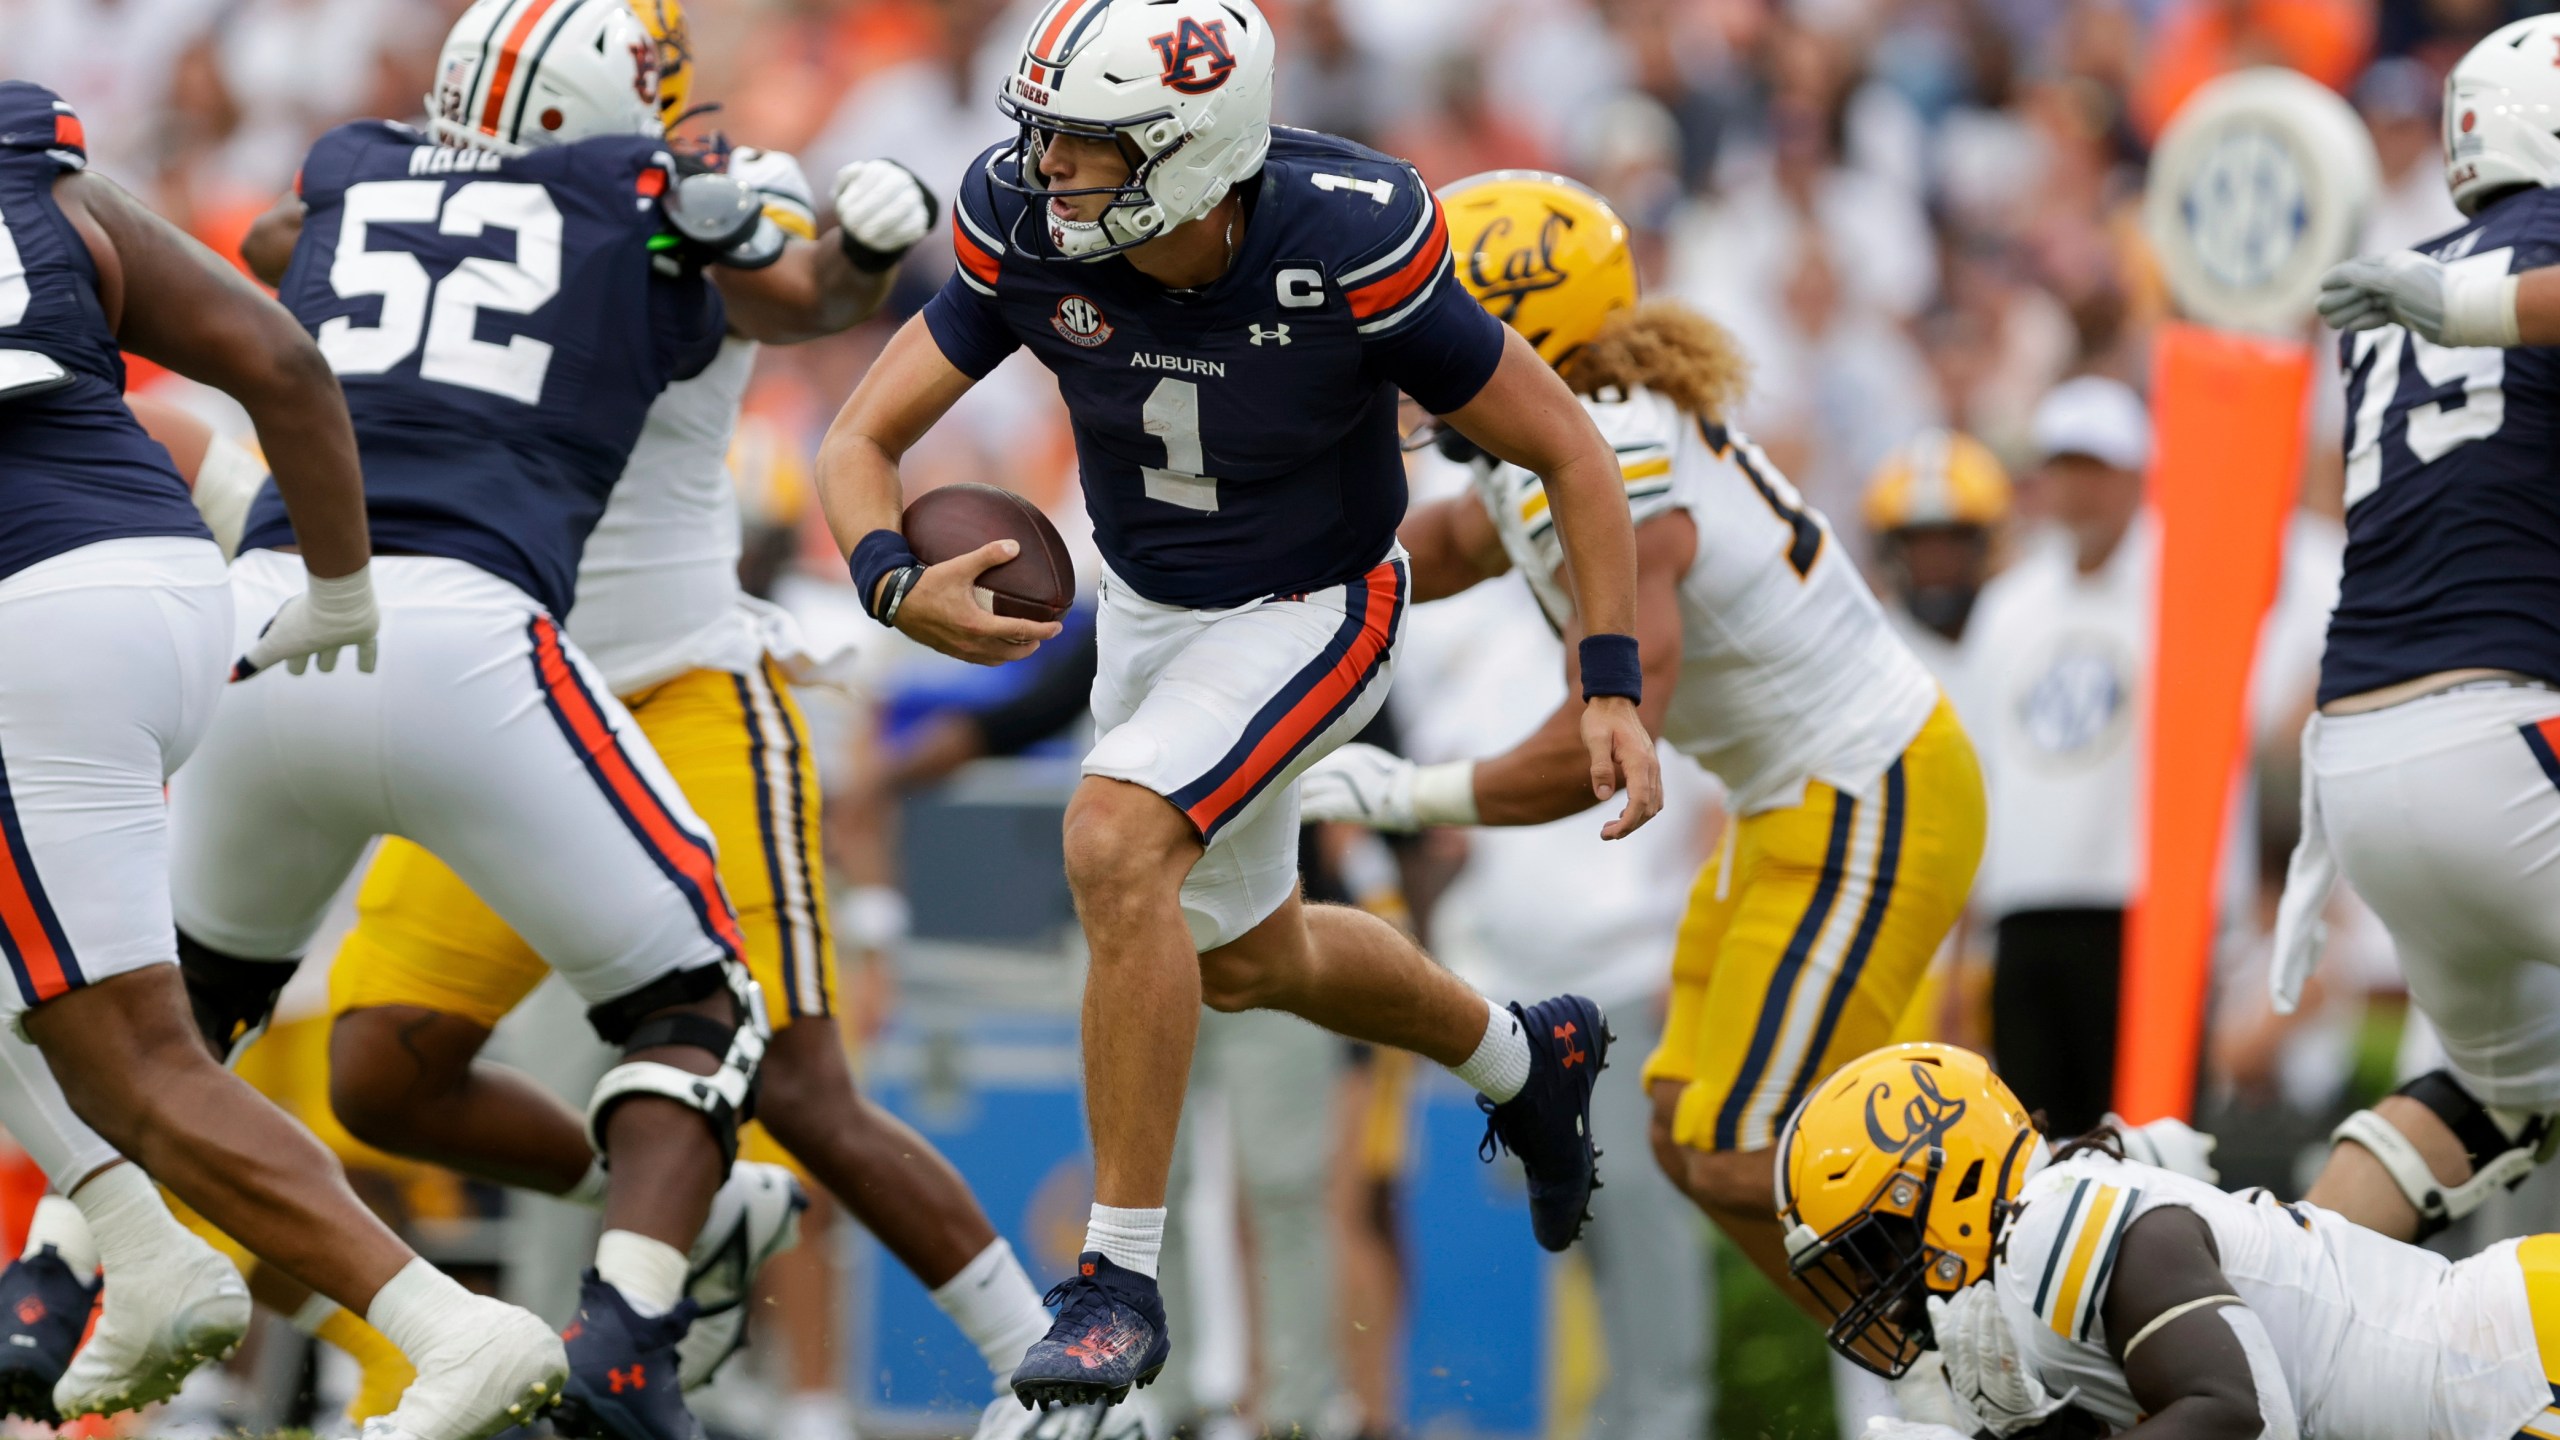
[2142,67,2377,335]
[1052,295,1114,348]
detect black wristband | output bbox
[876,564,929,627]
[1580,633,1642,703]
[850,528,921,623]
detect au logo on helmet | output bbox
[1150,18,1236,95]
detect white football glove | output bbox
[234,564,378,679]
[730,146,815,217]
[2114,1112,2220,1183]
[1298,744,1480,831]
[831,159,934,263]
[2318,250,2522,347]
[1929,1283,2078,1439]
[1860,1421,1972,1440]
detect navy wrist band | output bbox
[1580,633,1642,703]
[850,528,920,623]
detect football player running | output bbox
[813,0,1655,1410]
[1788,1043,2560,1440]
[1303,174,1986,1323]
[147,3,786,1436]
[219,5,1127,1435]
[0,78,572,1436]
[2257,14,2560,1249]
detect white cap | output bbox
[2031,375,2151,473]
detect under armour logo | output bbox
[1554,1021,1587,1068]
[1248,324,1291,346]
[607,1364,648,1394]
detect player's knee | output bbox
[583,962,768,1171]
[325,1009,458,1149]
[745,1022,852,1128]
[1197,948,1281,1013]
[1061,782,1191,905]
[1685,1144,1777,1219]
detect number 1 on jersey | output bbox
[1143,377,1221,512]
[1312,173,1395,205]
[0,198,29,327]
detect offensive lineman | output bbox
[812,0,1655,1408]
[155,3,779,1434]
[1785,1043,2560,1440]
[0,78,570,1435]
[2256,13,2560,1247]
[1303,174,1985,1321]
[231,5,1130,1434]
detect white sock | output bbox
[21,1194,98,1277]
[289,1293,342,1336]
[1080,1204,1165,1280]
[563,1159,608,1209]
[595,1229,688,1316]
[365,1256,477,1363]
[1450,997,1532,1103]
[928,1238,1053,1388]
[67,1161,189,1275]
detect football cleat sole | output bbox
[1013,1361,1166,1412]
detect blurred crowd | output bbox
[8,0,2558,1436]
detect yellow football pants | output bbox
[328,657,837,1168]
[1642,697,1984,1155]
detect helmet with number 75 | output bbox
[2444,14,2560,216]
[428,0,663,157]
[994,0,1276,258]
[1440,171,1637,369]
[1776,1043,2044,1379]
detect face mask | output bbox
[1904,584,1978,641]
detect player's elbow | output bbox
[227,322,342,418]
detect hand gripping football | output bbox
[900,483,1075,623]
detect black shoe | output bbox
[556,1271,704,1440]
[1010,1253,1170,1409]
[0,1248,98,1421]
[1479,994,1611,1252]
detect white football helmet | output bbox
[2445,14,2560,216]
[428,0,662,157]
[995,0,1275,258]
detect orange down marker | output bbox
[2114,321,2313,1124]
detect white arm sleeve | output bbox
[190,433,267,561]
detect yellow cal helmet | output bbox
[630,0,692,129]
[1777,1043,2043,1379]
[1441,171,1637,368]
[1861,428,2012,535]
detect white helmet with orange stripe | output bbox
[994,0,1276,258]
[427,0,662,157]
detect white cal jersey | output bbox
[566,337,762,694]
[1473,387,1939,814]
[1992,1151,2552,1440]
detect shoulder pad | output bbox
[1999,1161,2146,1346]
[0,82,88,171]
[948,143,1022,295]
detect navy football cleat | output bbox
[1010,1252,1170,1410]
[555,1271,704,1440]
[1479,994,1612,1252]
[0,1246,98,1421]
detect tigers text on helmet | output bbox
[2445,15,2560,217]
[995,0,1275,259]
[429,0,663,157]
[1439,171,1637,368]
[1777,1043,2044,1380]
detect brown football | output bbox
[901,483,1076,623]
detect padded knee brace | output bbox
[583,961,769,1171]
[2331,1070,2560,1239]
[177,931,297,1067]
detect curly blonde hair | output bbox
[1557,300,1751,423]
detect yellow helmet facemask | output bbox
[630,0,692,130]
[1440,170,1638,369]
[1776,1043,2044,1378]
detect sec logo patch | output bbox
[1053,295,1114,348]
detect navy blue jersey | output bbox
[921,127,1505,609]
[0,82,208,583]
[243,122,724,617]
[2324,187,2560,701]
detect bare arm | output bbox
[2520,266,2560,345]
[60,171,367,580]
[1398,493,1511,603]
[1470,511,1689,834]
[2098,1208,2286,1439]
[1436,327,1659,830]
[239,190,303,289]
[814,316,1061,663]
[713,235,889,345]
